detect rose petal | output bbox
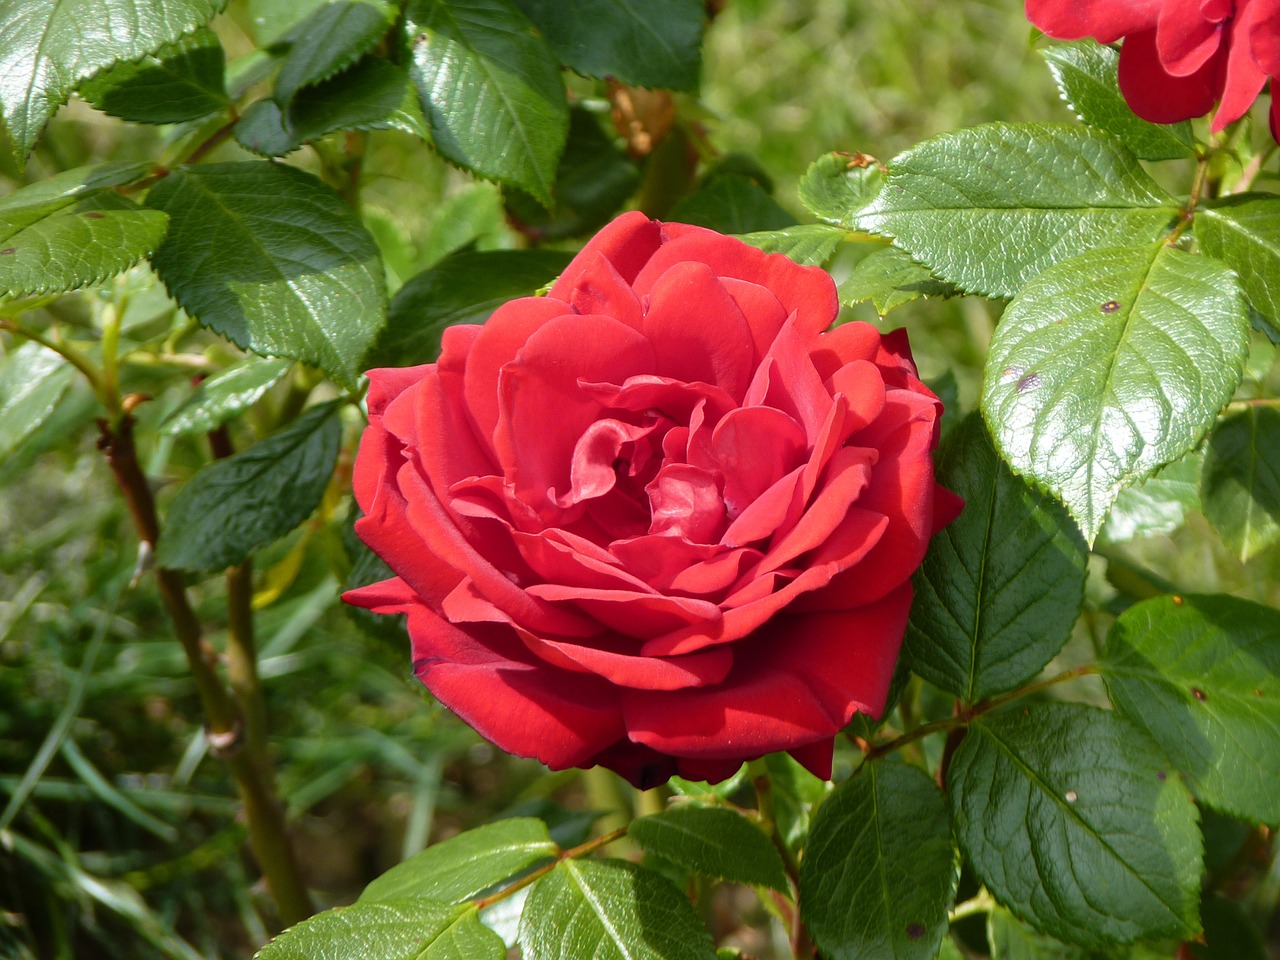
[549,210,665,294]
[712,406,808,518]
[527,582,724,640]
[518,630,734,690]
[1025,0,1161,42]
[646,463,728,543]
[1211,8,1269,130]
[1157,0,1225,75]
[742,315,833,443]
[1119,28,1223,122]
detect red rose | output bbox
[1027,0,1280,138]
[343,213,961,788]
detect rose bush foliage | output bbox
[1027,0,1280,136]
[345,213,960,787]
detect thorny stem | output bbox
[863,664,1100,762]
[97,413,314,927]
[471,827,629,911]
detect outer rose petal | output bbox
[1119,28,1223,122]
[1251,0,1280,74]
[1157,0,1225,75]
[1026,0,1161,42]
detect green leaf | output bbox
[1200,407,1280,560]
[800,758,958,960]
[404,0,569,205]
[145,161,387,390]
[361,818,557,904]
[272,0,397,105]
[982,244,1249,543]
[669,174,797,235]
[628,806,788,892]
[1100,450,1203,543]
[737,224,847,266]
[510,0,703,90]
[156,401,342,572]
[854,123,1178,298]
[159,357,291,437]
[1101,593,1280,826]
[237,57,428,157]
[0,165,169,298]
[255,900,505,960]
[1041,42,1196,161]
[503,107,639,241]
[948,703,1202,947]
[986,908,1089,960]
[79,28,228,124]
[248,0,328,45]
[1191,893,1268,960]
[0,341,74,458]
[905,413,1087,702]
[366,248,571,368]
[797,152,885,227]
[839,245,959,315]
[762,751,828,849]
[519,859,717,960]
[0,0,226,161]
[1196,194,1280,330]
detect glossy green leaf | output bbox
[629,806,788,892]
[404,0,568,205]
[1196,194,1280,331]
[156,401,342,572]
[0,341,74,458]
[1041,42,1196,161]
[361,818,557,904]
[159,357,291,437]
[986,908,1088,960]
[0,0,225,161]
[1102,594,1280,826]
[272,0,397,105]
[737,224,847,266]
[367,248,571,368]
[237,57,428,157]
[0,182,168,299]
[669,174,796,235]
[798,152,885,227]
[982,244,1248,542]
[79,28,228,124]
[948,703,1202,947]
[839,245,959,315]
[800,758,957,960]
[248,0,328,44]
[511,0,703,90]
[906,414,1087,702]
[855,123,1178,298]
[519,859,717,960]
[762,752,828,849]
[1100,450,1203,543]
[1200,407,1280,560]
[255,900,504,960]
[146,161,387,390]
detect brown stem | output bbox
[97,414,314,927]
[472,827,629,910]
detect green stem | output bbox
[949,889,995,922]
[0,318,105,399]
[472,827,629,910]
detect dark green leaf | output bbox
[982,244,1248,542]
[272,0,397,105]
[839,245,959,315]
[762,752,827,849]
[1196,194,1280,333]
[519,859,717,960]
[367,248,571,368]
[948,703,1202,947]
[629,806,788,892]
[986,908,1089,960]
[511,0,703,90]
[237,58,428,157]
[800,758,957,960]
[0,341,74,458]
[360,818,557,904]
[1102,593,1280,826]
[0,164,166,298]
[667,765,748,801]
[0,0,226,161]
[504,107,639,240]
[404,0,569,205]
[156,401,342,572]
[906,413,1087,702]
[146,161,387,390]
[669,174,796,235]
[1200,407,1280,560]
[1041,42,1196,161]
[855,123,1178,298]
[797,152,885,227]
[1100,450,1203,543]
[255,900,504,960]
[159,357,291,437]
[737,224,847,266]
[79,28,228,124]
